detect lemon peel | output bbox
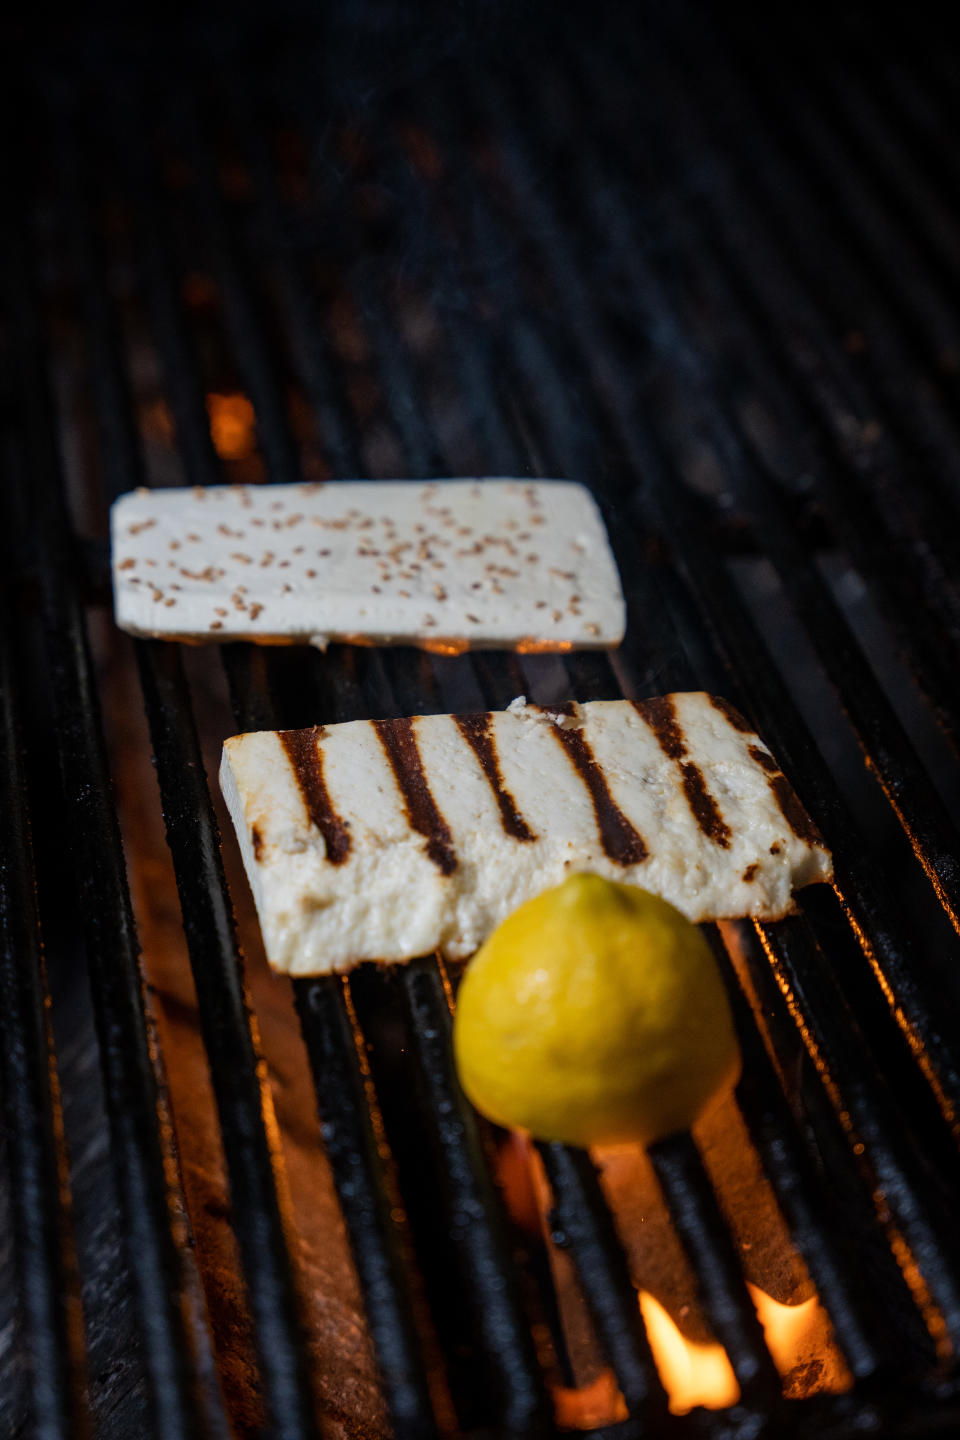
[453,873,741,1147]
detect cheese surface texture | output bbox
[111,479,625,650]
[220,694,832,975]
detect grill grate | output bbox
[4,3,960,1436]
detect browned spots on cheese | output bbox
[251,825,264,861]
[454,713,537,843]
[539,704,647,866]
[742,863,759,883]
[281,726,352,865]
[635,696,732,848]
[709,695,755,734]
[179,565,224,583]
[748,746,825,848]
[374,718,458,875]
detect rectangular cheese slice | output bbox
[220,693,832,975]
[111,479,625,651]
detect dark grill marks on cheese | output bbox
[251,825,264,861]
[748,745,825,848]
[280,726,352,865]
[538,704,648,866]
[708,694,755,734]
[635,696,732,847]
[374,718,458,875]
[454,713,537,842]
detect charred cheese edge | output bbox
[219,694,832,975]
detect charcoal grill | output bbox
[4,1,960,1435]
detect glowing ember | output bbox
[514,637,575,653]
[553,1370,627,1431]
[207,392,256,460]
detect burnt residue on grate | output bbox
[3,2,960,1437]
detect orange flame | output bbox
[750,1287,819,1375]
[749,1285,852,1396]
[638,1285,843,1415]
[639,1291,740,1414]
[207,393,256,461]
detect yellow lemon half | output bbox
[453,874,741,1148]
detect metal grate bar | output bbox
[758,913,960,1331]
[632,13,960,743]
[717,7,960,448]
[644,456,960,1125]
[211,83,364,479]
[649,1135,784,1407]
[341,119,541,484]
[537,1145,669,1419]
[869,46,960,259]
[48,92,320,1438]
[222,646,439,1440]
[135,641,319,1440]
[0,594,78,1439]
[661,9,960,608]
[293,976,439,1440]
[4,183,206,1440]
[809,47,960,367]
[706,929,893,1382]
[111,93,223,491]
[356,282,449,478]
[347,960,504,1432]
[397,958,554,1436]
[174,94,306,487]
[631,443,960,1308]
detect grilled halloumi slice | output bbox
[111,479,625,652]
[220,694,832,975]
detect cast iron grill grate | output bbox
[3,2,960,1436]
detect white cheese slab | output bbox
[220,693,833,975]
[110,479,625,651]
